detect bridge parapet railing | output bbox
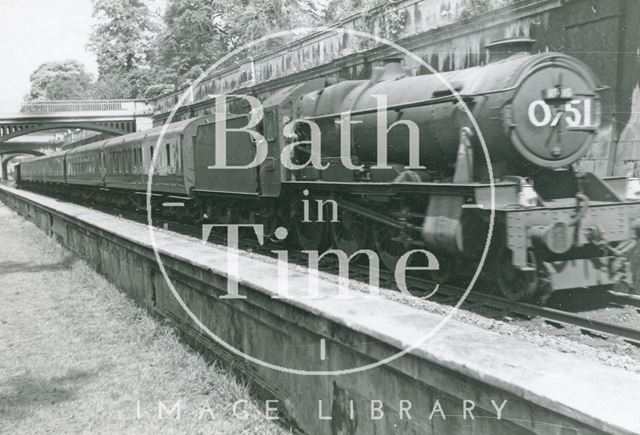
[19,99,153,115]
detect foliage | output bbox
[353,0,407,49]
[89,68,164,99]
[459,0,492,20]
[154,0,320,86]
[153,0,228,87]
[143,83,176,99]
[45,75,93,100]
[222,0,316,51]
[88,0,158,75]
[87,0,160,97]
[323,0,374,24]
[25,0,414,101]
[25,60,94,101]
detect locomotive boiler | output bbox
[294,38,600,179]
[17,38,640,301]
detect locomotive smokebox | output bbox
[485,38,536,63]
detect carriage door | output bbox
[259,108,280,197]
[100,152,106,185]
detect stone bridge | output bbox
[0,133,65,180]
[0,100,153,143]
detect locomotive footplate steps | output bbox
[2,184,640,435]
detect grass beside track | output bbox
[0,203,287,434]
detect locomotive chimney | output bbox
[370,57,409,83]
[485,38,536,63]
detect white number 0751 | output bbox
[528,99,593,128]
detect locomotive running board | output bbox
[283,180,519,207]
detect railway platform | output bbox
[0,201,285,434]
[1,184,640,435]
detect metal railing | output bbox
[19,99,149,114]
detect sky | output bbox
[0,0,98,111]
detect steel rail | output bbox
[607,291,640,309]
[430,282,640,346]
[340,260,640,347]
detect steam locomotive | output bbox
[18,39,640,301]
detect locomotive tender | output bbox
[18,39,640,301]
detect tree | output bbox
[85,0,343,98]
[222,0,319,51]
[88,69,160,99]
[155,0,227,81]
[25,60,94,101]
[153,0,321,87]
[88,0,158,75]
[46,74,93,100]
[143,83,176,99]
[88,0,160,97]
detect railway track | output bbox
[429,283,640,347]
[24,189,640,349]
[334,256,640,347]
